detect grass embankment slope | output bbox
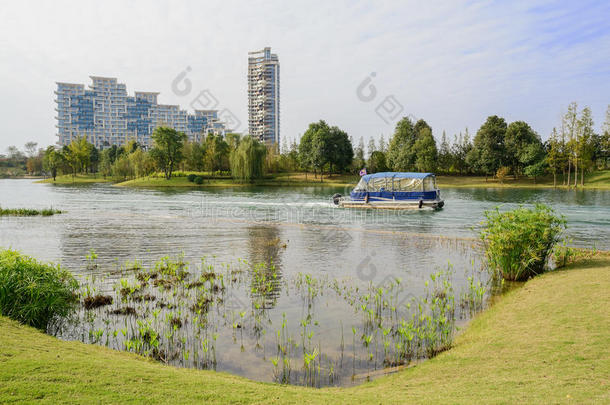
[36,174,111,184]
[1,258,608,404]
[35,170,610,189]
[115,172,358,188]
[436,170,610,189]
[117,170,610,189]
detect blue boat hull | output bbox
[349,190,439,201]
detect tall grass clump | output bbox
[0,206,62,216]
[0,249,78,329]
[479,204,566,281]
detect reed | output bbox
[0,206,62,216]
[479,204,566,281]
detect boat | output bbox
[332,172,444,209]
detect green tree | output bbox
[368,150,388,173]
[203,133,230,173]
[326,126,353,173]
[183,141,206,171]
[576,106,595,186]
[546,128,565,187]
[438,131,452,173]
[230,135,267,182]
[467,116,507,179]
[505,121,541,178]
[520,142,547,183]
[367,137,377,159]
[299,121,328,180]
[600,105,610,169]
[413,119,432,139]
[352,136,366,172]
[99,148,113,179]
[452,130,472,174]
[129,148,155,178]
[562,102,579,186]
[42,146,61,181]
[265,142,281,173]
[66,136,93,174]
[149,127,187,179]
[378,134,387,153]
[287,138,300,171]
[111,154,133,180]
[386,117,417,171]
[413,127,438,172]
[88,146,99,174]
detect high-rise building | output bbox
[55,76,228,148]
[248,47,280,144]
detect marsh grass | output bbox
[48,252,490,387]
[0,206,62,216]
[0,249,78,330]
[479,204,566,281]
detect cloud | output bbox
[0,0,608,152]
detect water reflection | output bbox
[247,225,283,309]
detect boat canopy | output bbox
[353,172,437,192]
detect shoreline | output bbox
[33,171,610,190]
[1,255,608,403]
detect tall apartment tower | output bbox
[248,47,280,144]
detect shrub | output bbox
[194,176,204,185]
[187,174,197,182]
[495,166,510,183]
[0,249,78,330]
[479,204,566,281]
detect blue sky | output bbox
[1,0,609,152]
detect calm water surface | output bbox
[0,179,608,386]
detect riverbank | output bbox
[34,170,610,190]
[115,172,358,188]
[1,256,608,404]
[36,174,112,184]
[436,170,610,189]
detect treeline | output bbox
[358,102,610,186]
[40,128,269,182]
[38,120,356,183]
[13,102,610,185]
[0,142,44,177]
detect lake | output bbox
[1,179,609,386]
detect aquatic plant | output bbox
[479,204,566,281]
[0,206,62,216]
[0,249,78,330]
[85,250,98,270]
[52,250,489,388]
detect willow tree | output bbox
[230,135,267,182]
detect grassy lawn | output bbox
[33,170,610,189]
[1,257,608,404]
[116,170,610,190]
[36,174,112,184]
[115,172,359,188]
[437,170,610,189]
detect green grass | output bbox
[0,207,62,216]
[437,170,610,189]
[1,256,608,403]
[116,170,610,190]
[36,174,112,184]
[33,170,610,189]
[115,172,359,188]
[0,249,78,330]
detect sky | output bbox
[1,0,609,153]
